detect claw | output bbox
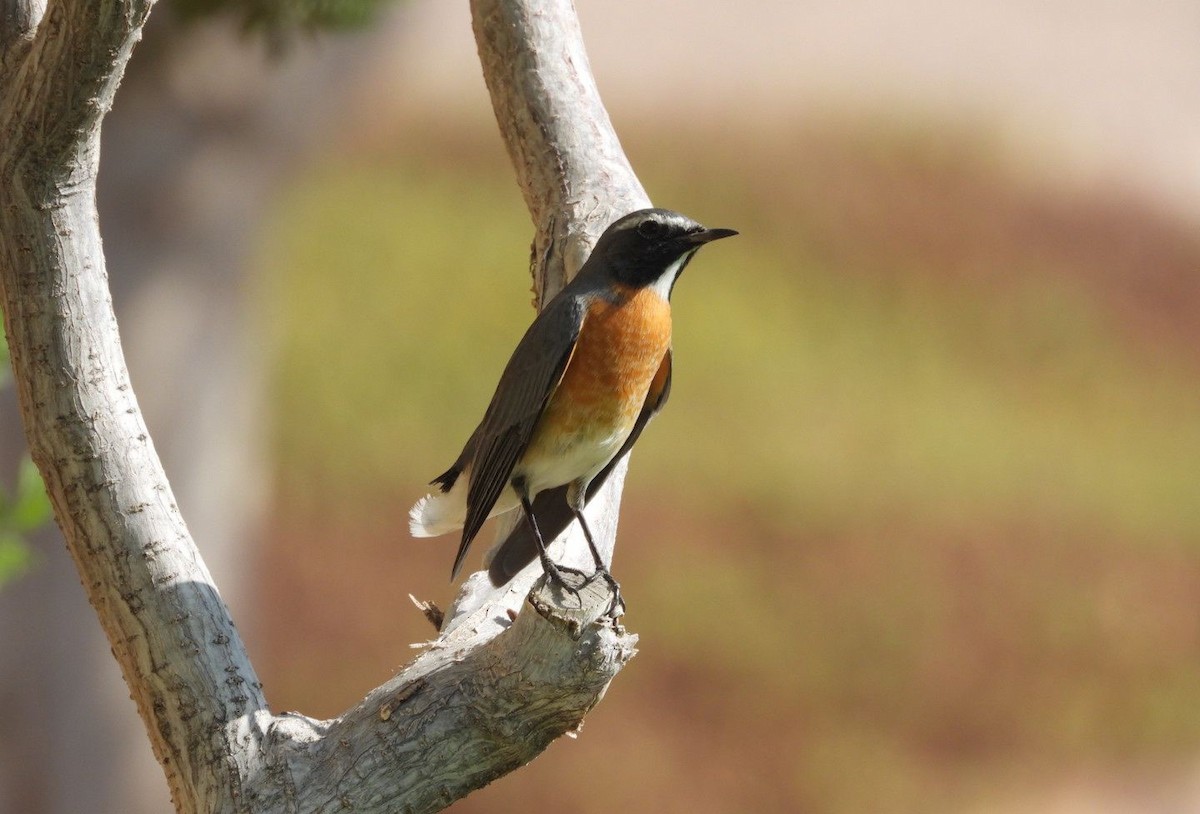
[576,565,625,618]
[518,480,623,617]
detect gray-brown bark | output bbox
[0,21,371,812]
[473,0,650,299]
[0,0,645,811]
[0,2,266,806]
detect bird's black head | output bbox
[588,208,737,295]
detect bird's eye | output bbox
[637,219,664,239]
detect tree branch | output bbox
[0,0,647,810]
[0,0,270,809]
[0,0,44,77]
[472,0,650,298]
[268,577,635,813]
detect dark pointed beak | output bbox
[686,227,739,246]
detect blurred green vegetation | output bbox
[260,158,534,508]
[256,123,1200,813]
[0,458,49,588]
[262,139,1200,544]
[0,338,50,589]
[172,0,394,47]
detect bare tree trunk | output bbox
[0,0,646,810]
[0,17,372,812]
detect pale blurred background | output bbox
[2,1,1200,812]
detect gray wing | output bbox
[486,348,673,586]
[451,293,587,576]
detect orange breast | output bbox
[530,285,672,449]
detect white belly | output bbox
[516,422,629,496]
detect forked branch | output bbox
[0,0,645,810]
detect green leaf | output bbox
[0,533,33,589]
[13,457,51,532]
[0,333,9,389]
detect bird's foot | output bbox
[584,567,625,618]
[538,557,591,607]
[538,557,623,617]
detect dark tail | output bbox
[431,465,460,493]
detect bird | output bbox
[409,207,737,594]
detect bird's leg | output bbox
[568,483,624,617]
[513,477,589,596]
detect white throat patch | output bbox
[649,250,695,301]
